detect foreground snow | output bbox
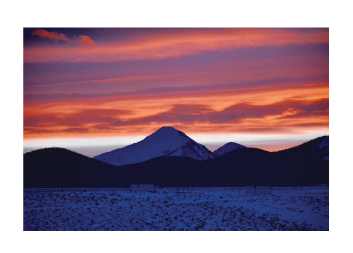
[23,188,328,231]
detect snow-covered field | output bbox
[23,188,329,231]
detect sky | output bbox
[23,28,329,157]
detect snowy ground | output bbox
[23,189,329,231]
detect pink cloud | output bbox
[75,35,96,47]
[31,29,96,47]
[32,29,70,42]
[24,29,329,63]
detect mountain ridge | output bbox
[24,135,329,188]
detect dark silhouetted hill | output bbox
[24,148,138,188]
[274,136,329,160]
[118,146,328,187]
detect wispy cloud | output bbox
[31,29,96,47]
[24,28,328,63]
[75,35,96,47]
[32,29,70,42]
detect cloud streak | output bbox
[23,96,329,139]
[24,28,329,63]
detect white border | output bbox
[2,0,352,253]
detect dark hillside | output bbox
[24,148,138,188]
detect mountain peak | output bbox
[213,142,246,158]
[152,126,185,136]
[223,142,246,149]
[145,126,189,142]
[94,126,212,166]
[157,126,178,131]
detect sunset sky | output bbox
[23,28,329,157]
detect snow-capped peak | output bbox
[144,126,188,142]
[213,142,246,158]
[94,126,212,166]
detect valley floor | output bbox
[23,188,329,231]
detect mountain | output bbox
[24,148,139,188]
[94,126,213,166]
[23,135,329,188]
[213,142,246,158]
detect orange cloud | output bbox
[76,35,96,47]
[32,29,70,42]
[31,29,96,47]
[23,81,329,140]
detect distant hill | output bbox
[118,146,328,187]
[213,142,246,158]
[24,148,138,188]
[274,136,329,160]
